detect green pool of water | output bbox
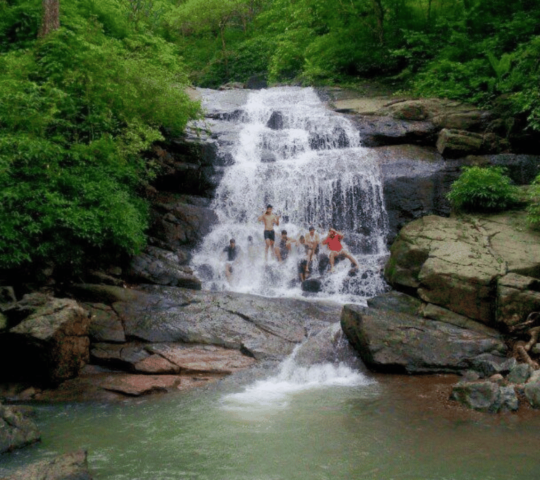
[1,368,539,480]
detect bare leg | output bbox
[225,264,232,282]
[264,239,273,261]
[275,246,282,262]
[329,251,336,272]
[341,251,359,269]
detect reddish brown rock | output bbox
[100,374,181,396]
[134,355,180,374]
[147,344,256,374]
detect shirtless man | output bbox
[257,204,280,261]
[275,230,295,262]
[305,226,320,264]
[322,228,359,273]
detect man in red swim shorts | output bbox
[322,228,359,273]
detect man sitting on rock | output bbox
[322,228,359,273]
[222,238,241,283]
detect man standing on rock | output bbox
[258,204,280,261]
[222,238,241,283]
[322,228,359,273]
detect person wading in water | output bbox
[222,238,241,283]
[322,228,359,273]
[257,204,280,261]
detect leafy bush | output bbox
[0,0,199,273]
[447,166,519,212]
[526,175,540,228]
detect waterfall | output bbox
[192,87,389,302]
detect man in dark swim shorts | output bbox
[257,204,280,261]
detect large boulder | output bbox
[111,286,340,360]
[341,304,506,374]
[385,215,504,323]
[0,404,41,454]
[0,296,91,385]
[2,449,92,480]
[436,129,508,158]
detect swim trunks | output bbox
[264,230,275,242]
[279,239,289,260]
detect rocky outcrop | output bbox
[2,449,92,480]
[0,404,40,454]
[341,300,506,374]
[0,295,91,385]
[385,212,540,326]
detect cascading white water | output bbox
[192,87,389,302]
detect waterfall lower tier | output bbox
[192,87,389,302]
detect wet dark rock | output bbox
[150,201,218,250]
[468,353,517,378]
[245,75,268,90]
[302,278,322,293]
[373,145,456,244]
[507,363,533,384]
[113,286,340,360]
[86,303,125,343]
[450,381,502,413]
[0,403,41,454]
[128,248,202,290]
[2,450,92,480]
[341,304,506,374]
[267,111,284,130]
[461,370,481,382]
[85,271,123,287]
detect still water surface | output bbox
[1,363,539,480]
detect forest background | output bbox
[1,0,539,277]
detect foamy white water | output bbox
[192,87,389,302]
[222,346,373,411]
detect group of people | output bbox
[221,205,359,283]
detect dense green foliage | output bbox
[447,166,519,212]
[0,0,199,272]
[167,0,540,130]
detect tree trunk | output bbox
[370,0,385,45]
[39,0,60,38]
